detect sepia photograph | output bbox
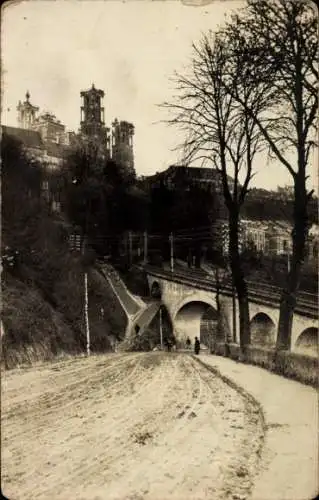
[1,0,318,499]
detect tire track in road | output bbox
[59,354,192,499]
[191,356,265,500]
[148,355,203,441]
[2,353,147,499]
[105,355,262,500]
[2,354,143,467]
[146,357,245,500]
[2,353,143,445]
[2,353,131,402]
[103,355,205,499]
[3,353,140,420]
[2,353,265,500]
[31,354,180,499]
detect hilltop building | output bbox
[3,85,135,171]
[111,119,135,174]
[2,85,136,211]
[4,91,75,170]
[141,165,233,194]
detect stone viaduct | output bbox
[145,268,318,356]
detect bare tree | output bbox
[162,33,267,350]
[221,0,318,350]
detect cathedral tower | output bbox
[111,118,135,174]
[79,84,110,156]
[80,83,106,138]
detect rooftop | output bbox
[2,125,44,150]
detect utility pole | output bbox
[82,235,90,357]
[80,156,91,358]
[129,231,133,266]
[159,306,163,350]
[232,285,237,344]
[143,230,148,265]
[169,232,174,273]
[287,249,290,273]
[84,272,90,356]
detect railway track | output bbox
[144,265,318,318]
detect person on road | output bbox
[186,337,191,350]
[194,337,200,355]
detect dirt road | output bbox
[2,352,264,500]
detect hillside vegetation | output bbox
[1,136,127,369]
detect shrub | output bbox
[1,276,81,369]
[274,350,318,386]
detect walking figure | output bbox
[165,338,172,352]
[186,337,191,350]
[194,336,200,355]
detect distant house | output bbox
[307,224,319,262]
[265,221,293,255]
[242,218,318,264]
[216,218,294,258]
[241,219,268,252]
[241,219,293,256]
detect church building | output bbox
[1,84,136,211]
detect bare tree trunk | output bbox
[277,55,309,351]
[277,176,308,350]
[229,210,251,349]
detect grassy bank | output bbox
[211,342,318,387]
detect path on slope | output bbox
[2,352,263,500]
[99,264,144,317]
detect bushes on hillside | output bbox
[1,275,82,369]
[1,263,128,368]
[1,132,128,368]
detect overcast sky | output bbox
[1,0,317,192]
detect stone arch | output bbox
[250,312,276,347]
[294,327,318,357]
[173,293,218,320]
[150,281,161,299]
[174,298,219,348]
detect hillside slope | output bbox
[1,135,127,369]
[2,261,127,369]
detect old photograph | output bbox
[1,0,318,499]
